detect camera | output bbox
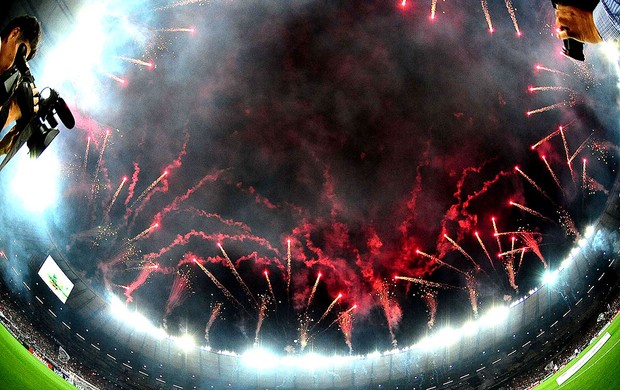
[26,87,75,158]
[12,43,75,158]
[551,0,599,61]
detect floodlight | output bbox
[175,334,195,352]
[482,306,509,325]
[241,348,278,370]
[542,270,559,286]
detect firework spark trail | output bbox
[218,243,258,307]
[517,247,526,274]
[509,201,554,223]
[481,0,494,32]
[395,275,459,290]
[443,234,480,269]
[519,232,548,268]
[531,126,563,150]
[264,270,277,303]
[504,0,521,35]
[106,73,126,85]
[193,258,245,310]
[152,27,196,33]
[105,177,127,217]
[91,131,110,198]
[569,134,593,164]
[153,0,205,11]
[560,127,577,182]
[315,293,342,327]
[529,86,573,92]
[128,223,158,243]
[165,270,192,315]
[416,250,467,275]
[123,266,155,302]
[129,171,168,210]
[514,166,554,203]
[558,208,581,241]
[526,101,568,116]
[326,305,357,334]
[305,272,322,315]
[498,246,531,257]
[582,159,587,192]
[534,64,570,77]
[115,56,154,68]
[430,0,438,20]
[286,239,292,302]
[299,315,310,351]
[125,162,140,206]
[492,217,502,254]
[466,274,479,318]
[541,155,563,190]
[474,231,495,269]
[338,309,354,353]
[82,136,91,172]
[422,290,437,328]
[204,302,222,345]
[376,281,401,348]
[152,170,223,225]
[254,295,269,346]
[504,256,518,291]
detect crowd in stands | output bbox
[506,293,620,390]
[0,289,109,390]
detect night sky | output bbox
[1,0,619,355]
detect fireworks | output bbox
[115,56,155,69]
[316,293,342,327]
[475,231,494,269]
[416,249,466,275]
[205,302,222,345]
[526,101,569,116]
[128,223,158,243]
[480,0,494,33]
[509,201,554,223]
[305,272,322,315]
[106,73,126,85]
[193,258,244,310]
[375,281,401,348]
[165,269,192,315]
[443,234,480,270]
[338,309,354,353]
[395,275,459,290]
[541,155,563,191]
[514,166,553,203]
[286,239,292,302]
[528,86,573,93]
[492,217,502,253]
[504,0,520,36]
[259,271,274,305]
[91,131,111,199]
[534,64,569,77]
[105,177,127,217]
[82,136,91,172]
[254,295,269,346]
[129,171,168,210]
[430,0,438,20]
[218,243,258,307]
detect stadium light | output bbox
[241,348,278,370]
[542,270,559,286]
[174,334,195,352]
[481,305,510,325]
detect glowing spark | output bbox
[254,295,269,346]
[395,275,459,290]
[475,231,495,269]
[443,234,480,269]
[204,302,222,345]
[129,171,168,210]
[128,223,158,243]
[91,131,110,198]
[105,177,127,217]
[560,127,576,181]
[218,243,258,307]
[153,0,206,11]
[528,86,573,92]
[106,73,126,85]
[264,270,276,304]
[514,166,554,203]
[338,309,354,353]
[193,258,245,309]
[305,272,322,314]
[504,256,518,291]
[286,239,292,302]
[115,56,154,69]
[481,0,494,33]
[517,247,526,274]
[376,281,400,347]
[83,136,91,171]
[316,293,342,327]
[526,101,568,116]
[430,0,438,20]
[541,155,563,191]
[534,64,569,77]
[504,0,520,36]
[466,274,479,318]
[531,125,563,150]
[582,158,587,192]
[568,133,593,164]
[416,249,466,275]
[492,217,502,253]
[165,269,192,315]
[509,201,554,222]
[153,27,195,33]
[422,290,437,328]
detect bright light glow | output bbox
[481,306,509,325]
[242,348,278,370]
[584,225,595,239]
[600,42,620,63]
[174,334,196,352]
[108,294,168,339]
[543,270,559,286]
[462,321,479,336]
[10,151,60,213]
